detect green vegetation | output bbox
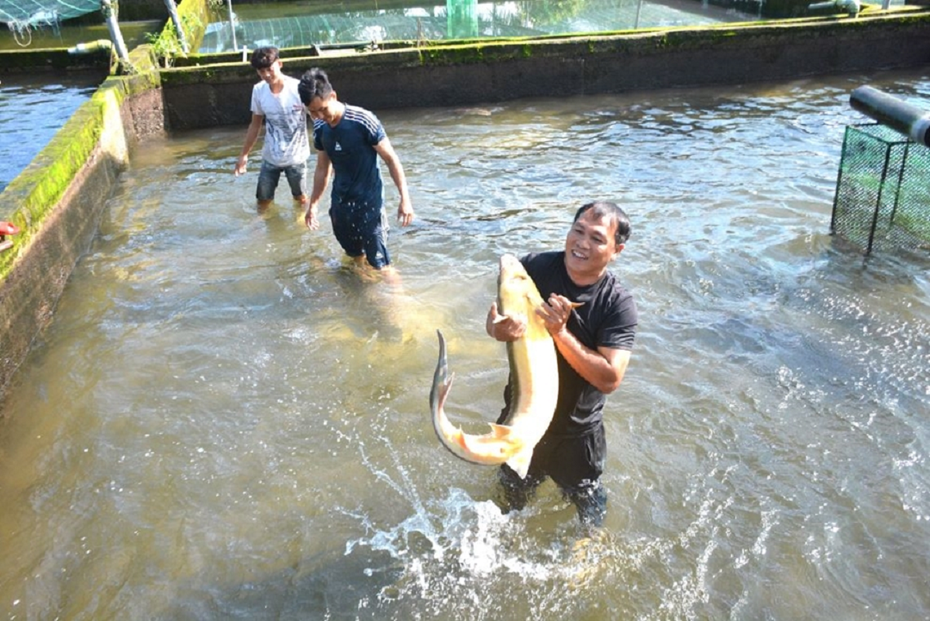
[146,0,210,67]
[0,100,103,277]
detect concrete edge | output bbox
[0,46,166,396]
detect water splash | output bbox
[336,438,632,619]
[343,438,446,560]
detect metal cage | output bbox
[831,123,930,255]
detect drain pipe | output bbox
[100,0,131,66]
[850,85,930,148]
[808,0,860,16]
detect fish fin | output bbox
[487,423,512,438]
[568,301,584,309]
[458,423,511,454]
[505,448,535,480]
[438,371,455,410]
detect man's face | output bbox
[564,209,622,283]
[305,93,339,125]
[255,59,283,85]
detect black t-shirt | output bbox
[500,251,638,437]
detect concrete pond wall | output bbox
[1,6,929,399]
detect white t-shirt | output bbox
[250,75,310,168]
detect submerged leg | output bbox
[497,464,544,514]
[565,480,607,527]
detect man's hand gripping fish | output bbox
[430,254,558,479]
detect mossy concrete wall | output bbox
[0,46,165,395]
[162,8,930,130]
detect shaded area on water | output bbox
[1,71,930,619]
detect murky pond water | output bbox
[1,69,930,619]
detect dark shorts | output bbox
[256,160,307,203]
[498,423,608,525]
[329,199,391,269]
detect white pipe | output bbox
[68,39,112,54]
[164,0,189,55]
[227,0,238,52]
[100,0,131,65]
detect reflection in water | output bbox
[201,0,755,52]
[1,71,930,619]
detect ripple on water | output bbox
[3,71,930,619]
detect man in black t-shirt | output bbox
[486,201,638,526]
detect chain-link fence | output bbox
[831,123,930,255]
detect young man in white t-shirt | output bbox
[233,47,310,210]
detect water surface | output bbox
[0,73,102,192]
[1,70,930,619]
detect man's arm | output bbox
[304,150,332,230]
[538,293,630,394]
[234,114,264,176]
[488,296,629,392]
[554,332,630,394]
[373,137,414,226]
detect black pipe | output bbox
[850,85,930,147]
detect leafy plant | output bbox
[145,12,203,68]
[145,28,182,67]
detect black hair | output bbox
[250,46,280,70]
[298,68,334,105]
[573,201,631,246]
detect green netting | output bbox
[200,0,742,53]
[831,123,930,255]
[0,0,100,45]
[201,14,541,53]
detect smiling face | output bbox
[563,209,623,286]
[305,92,344,126]
[255,59,285,89]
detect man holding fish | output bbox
[486,201,637,526]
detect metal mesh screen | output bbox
[0,0,100,46]
[0,0,100,26]
[831,123,930,255]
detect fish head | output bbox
[498,254,541,315]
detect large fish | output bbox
[430,254,559,478]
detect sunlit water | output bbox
[0,73,103,193]
[2,70,930,619]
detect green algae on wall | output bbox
[0,104,103,278]
[0,50,165,395]
[147,0,210,67]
